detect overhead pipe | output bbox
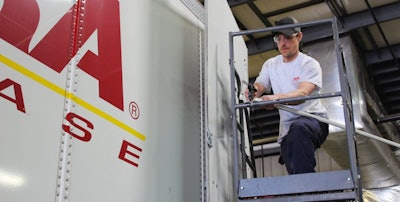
[376,113,400,124]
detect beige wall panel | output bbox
[255,149,342,178]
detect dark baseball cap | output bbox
[273,17,301,36]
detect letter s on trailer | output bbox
[0,0,248,201]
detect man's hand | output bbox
[244,87,250,100]
[244,83,258,101]
[259,95,279,110]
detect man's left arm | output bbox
[261,81,316,105]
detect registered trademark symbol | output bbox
[129,101,140,120]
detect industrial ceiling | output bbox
[227,0,400,148]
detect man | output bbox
[248,17,329,174]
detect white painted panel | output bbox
[0,0,75,201]
[1,0,205,201]
[207,0,248,201]
[0,53,63,202]
[64,0,204,202]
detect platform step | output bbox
[238,170,357,201]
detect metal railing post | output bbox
[229,31,240,197]
[332,17,363,201]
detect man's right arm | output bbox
[253,82,266,98]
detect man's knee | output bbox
[290,120,307,131]
[287,121,308,140]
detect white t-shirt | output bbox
[255,52,327,143]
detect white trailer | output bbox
[0,0,248,201]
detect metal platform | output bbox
[238,170,356,201]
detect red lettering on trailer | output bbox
[119,140,142,167]
[0,78,26,113]
[1,1,144,168]
[63,112,142,167]
[0,0,124,110]
[62,112,94,142]
[129,101,140,120]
